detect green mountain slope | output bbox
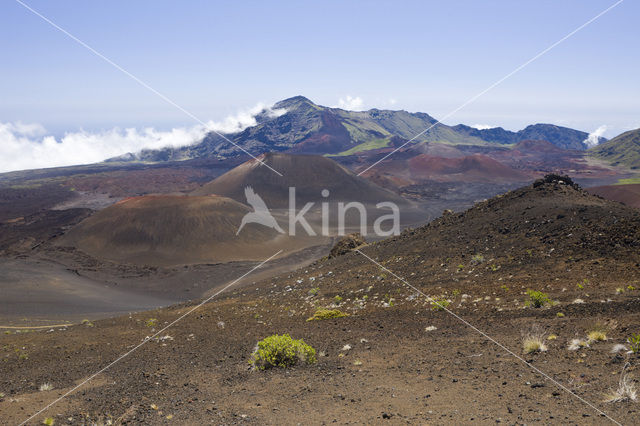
[589,128,640,169]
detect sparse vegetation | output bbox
[250,334,316,370]
[587,323,608,342]
[522,327,547,354]
[430,297,450,311]
[470,254,485,265]
[577,278,589,291]
[383,293,394,307]
[306,308,349,321]
[604,367,637,403]
[308,287,319,296]
[81,319,94,327]
[145,318,157,328]
[39,382,53,391]
[42,417,55,426]
[627,333,640,353]
[568,338,590,351]
[524,289,551,308]
[333,295,343,305]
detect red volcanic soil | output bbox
[411,141,466,158]
[487,140,623,184]
[192,152,408,207]
[513,139,567,153]
[407,154,531,183]
[61,166,227,197]
[587,184,640,209]
[58,194,317,266]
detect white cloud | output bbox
[210,103,286,134]
[335,95,364,111]
[470,124,496,130]
[583,124,607,148]
[0,103,284,173]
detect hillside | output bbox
[59,195,315,266]
[191,152,408,208]
[4,175,640,424]
[406,153,531,183]
[359,151,531,186]
[590,128,640,169]
[587,183,640,209]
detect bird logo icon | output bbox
[236,186,285,235]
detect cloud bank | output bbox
[583,125,607,148]
[335,96,364,111]
[0,103,285,173]
[470,124,496,130]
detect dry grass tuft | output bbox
[587,321,609,343]
[587,330,607,342]
[604,369,637,403]
[522,326,548,354]
[568,338,589,351]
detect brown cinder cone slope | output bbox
[59,195,289,266]
[191,152,409,207]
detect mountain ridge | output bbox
[119,96,603,163]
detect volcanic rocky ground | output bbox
[2,176,640,424]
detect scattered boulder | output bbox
[533,174,578,189]
[328,233,366,259]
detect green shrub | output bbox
[525,290,551,308]
[431,297,450,311]
[384,293,394,307]
[628,333,640,353]
[250,334,316,370]
[307,308,349,321]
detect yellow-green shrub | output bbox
[307,308,349,321]
[250,334,316,370]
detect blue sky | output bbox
[0,0,638,171]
